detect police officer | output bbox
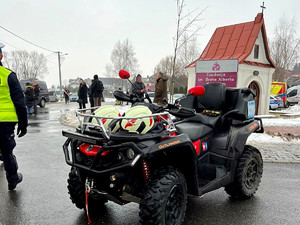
[0,42,28,190]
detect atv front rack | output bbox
[75,107,176,140]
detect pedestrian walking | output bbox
[64,88,70,104]
[153,72,168,107]
[88,80,94,108]
[33,80,40,114]
[78,81,88,109]
[24,83,35,114]
[0,42,28,190]
[91,74,104,107]
[132,74,145,99]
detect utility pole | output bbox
[57,51,68,100]
[57,51,62,99]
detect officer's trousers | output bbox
[0,124,18,183]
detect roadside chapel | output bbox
[186,13,276,115]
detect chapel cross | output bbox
[260,2,266,14]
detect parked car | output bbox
[48,90,59,102]
[70,93,78,102]
[173,93,185,101]
[19,80,49,108]
[287,85,300,106]
[273,95,284,107]
[269,95,279,110]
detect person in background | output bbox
[91,75,104,107]
[63,88,70,104]
[153,72,168,107]
[132,74,145,99]
[24,82,35,114]
[32,80,40,114]
[0,42,27,190]
[78,81,88,109]
[88,79,94,108]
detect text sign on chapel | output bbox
[195,59,238,87]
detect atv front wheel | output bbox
[139,167,187,225]
[67,167,107,210]
[225,145,263,199]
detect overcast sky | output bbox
[1,0,299,87]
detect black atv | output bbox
[62,82,264,225]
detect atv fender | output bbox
[229,119,263,158]
[145,134,200,195]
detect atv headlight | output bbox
[126,148,135,159]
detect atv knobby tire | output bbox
[139,167,187,225]
[67,167,106,210]
[225,145,263,199]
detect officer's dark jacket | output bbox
[0,66,27,129]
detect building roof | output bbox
[187,13,276,68]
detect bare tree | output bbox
[170,0,206,100]
[178,33,201,67]
[3,50,48,80]
[293,62,300,73]
[270,15,300,81]
[104,39,140,78]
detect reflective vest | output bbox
[0,66,18,122]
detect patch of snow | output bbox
[281,104,300,113]
[261,117,300,127]
[104,98,116,103]
[247,133,300,144]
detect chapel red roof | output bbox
[187,13,276,68]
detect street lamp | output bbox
[57,52,68,100]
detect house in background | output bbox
[186,13,276,115]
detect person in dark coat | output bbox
[24,83,35,114]
[91,74,104,107]
[63,88,70,104]
[154,72,169,106]
[88,79,94,108]
[32,80,40,114]
[78,81,88,109]
[0,42,28,190]
[132,74,145,99]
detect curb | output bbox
[263,160,300,164]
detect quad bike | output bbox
[62,70,264,225]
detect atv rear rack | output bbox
[76,107,176,140]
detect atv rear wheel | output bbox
[225,145,263,199]
[67,167,107,210]
[139,167,187,225]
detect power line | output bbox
[0,25,56,53]
[0,39,22,50]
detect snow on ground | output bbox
[247,133,300,144]
[280,104,300,113]
[261,117,300,127]
[104,98,116,103]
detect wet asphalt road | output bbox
[1,102,300,225]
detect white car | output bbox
[287,85,300,105]
[269,95,279,110]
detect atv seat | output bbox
[175,122,212,142]
[180,83,226,128]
